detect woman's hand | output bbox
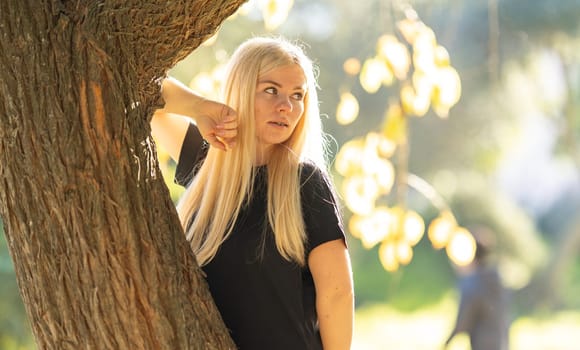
[193,99,237,151]
[154,77,238,156]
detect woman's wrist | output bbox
[188,95,209,123]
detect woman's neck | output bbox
[254,144,272,166]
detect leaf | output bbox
[382,103,408,144]
[377,35,410,80]
[360,57,393,93]
[446,227,476,266]
[261,0,294,31]
[336,92,360,125]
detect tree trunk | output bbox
[0,1,246,349]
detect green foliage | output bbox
[157,160,185,203]
[0,221,35,349]
[563,255,580,309]
[0,221,13,274]
[501,0,580,35]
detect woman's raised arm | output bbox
[151,77,237,161]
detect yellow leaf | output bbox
[359,207,393,249]
[396,241,413,265]
[412,26,438,75]
[446,227,476,266]
[413,48,436,74]
[336,92,360,125]
[434,45,450,67]
[379,241,399,272]
[396,18,424,45]
[341,175,379,215]
[360,132,380,174]
[377,35,410,80]
[403,210,425,246]
[261,0,294,31]
[382,104,407,144]
[413,26,437,53]
[409,71,433,117]
[348,215,364,239]
[377,134,397,159]
[348,133,395,195]
[400,84,414,115]
[334,138,365,176]
[427,212,456,249]
[432,66,462,118]
[360,57,393,93]
[374,158,395,195]
[412,71,433,97]
[343,57,361,76]
[376,34,399,53]
[386,206,405,240]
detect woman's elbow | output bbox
[318,286,354,312]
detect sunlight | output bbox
[353,300,580,350]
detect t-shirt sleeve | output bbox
[174,122,208,187]
[300,162,346,255]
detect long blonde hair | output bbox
[177,37,327,267]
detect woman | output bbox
[151,36,354,350]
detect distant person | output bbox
[445,226,510,350]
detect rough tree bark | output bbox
[0,1,246,349]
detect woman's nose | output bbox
[276,94,293,112]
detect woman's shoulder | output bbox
[299,160,327,183]
[299,160,346,248]
[299,160,336,197]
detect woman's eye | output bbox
[265,87,277,94]
[292,92,304,100]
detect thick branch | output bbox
[87,0,248,109]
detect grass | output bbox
[353,296,580,350]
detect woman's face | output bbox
[253,63,307,164]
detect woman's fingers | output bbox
[216,126,237,139]
[200,103,237,151]
[214,110,237,150]
[218,113,237,129]
[219,104,236,118]
[212,122,236,151]
[218,119,237,131]
[206,134,227,151]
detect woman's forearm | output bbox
[158,76,206,119]
[317,288,354,350]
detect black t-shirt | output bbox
[175,124,345,350]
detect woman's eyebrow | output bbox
[258,79,281,87]
[258,79,306,90]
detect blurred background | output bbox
[1,0,579,349]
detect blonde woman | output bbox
[152,37,354,350]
